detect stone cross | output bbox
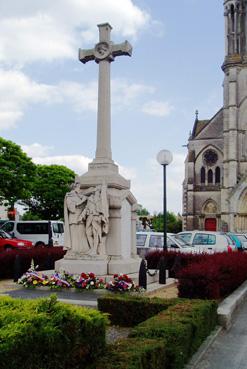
[79,23,132,163]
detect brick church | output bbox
[183,0,247,232]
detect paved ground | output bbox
[0,278,176,309]
[4,288,101,302]
[196,300,247,369]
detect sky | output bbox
[0,0,224,214]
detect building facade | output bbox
[183,0,247,232]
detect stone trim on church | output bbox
[183,0,247,233]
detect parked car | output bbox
[0,220,64,247]
[0,219,8,227]
[224,233,243,250]
[227,233,247,250]
[177,231,234,253]
[136,232,195,257]
[0,229,33,251]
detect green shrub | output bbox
[94,338,166,369]
[130,299,218,369]
[0,295,108,369]
[98,294,181,326]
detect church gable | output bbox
[195,109,223,140]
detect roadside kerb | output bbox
[217,279,247,329]
[186,279,247,369]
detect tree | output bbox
[152,211,182,233]
[137,205,150,216]
[26,164,75,220]
[0,137,36,208]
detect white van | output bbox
[0,221,64,247]
[177,231,234,253]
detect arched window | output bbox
[200,167,206,184]
[215,167,221,184]
[208,169,213,184]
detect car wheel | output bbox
[35,241,46,247]
[4,245,13,251]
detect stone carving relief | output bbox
[203,200,217,214]
[64,183,109,257]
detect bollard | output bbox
[169,254,182,278]
[13,254,22,282]
[159,256,166,284]
[44,253,53,270]
[138,258,147,290]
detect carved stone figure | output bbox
[64,182,89,254]
[64,183,109,257]
[82,184,109,256]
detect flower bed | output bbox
[106,273,137,292]
[18,268,141,293]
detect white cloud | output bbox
[21,141,185,214]
[0,0,151,65]
[142,100,174,117]
[21,143,53,157]
[32,154,91,176]
[0,69,56,129]
[21,143,136,181]
[0,68,158,130]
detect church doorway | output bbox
[205,218,217,231]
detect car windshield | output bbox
[234,235,247,242]
[0,229,11,239]
[177,233,192,243]
[172,235,191,247]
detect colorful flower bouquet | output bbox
[106,273,137,292]
[49,272,72,289]
[18,265,142,293]
[18,270,49,288]
[75,272,105,290]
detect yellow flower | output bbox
[33,280,38,285]
[42,280,48,285]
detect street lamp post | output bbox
[157,149,173,251]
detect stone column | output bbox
[96,59,112,161]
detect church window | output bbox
[203,149,218,166]
[215,167,221,184]
[208,169,213,184]
[200,167,206,184]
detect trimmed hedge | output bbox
[130,299,218,369]
[0,247,66,278]
[146,250,206,273]
[94,338,166,369]
[98,294,181,326]
[177,252,247,299]
[0,295,108,369]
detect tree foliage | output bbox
[152,212,182,233]
[137,205,150,216]
[26,164,75,220]
[0,137,36,207]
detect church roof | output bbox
[190,108,223,140]
[192,119,209,138]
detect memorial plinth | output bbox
[55,23,140,276]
